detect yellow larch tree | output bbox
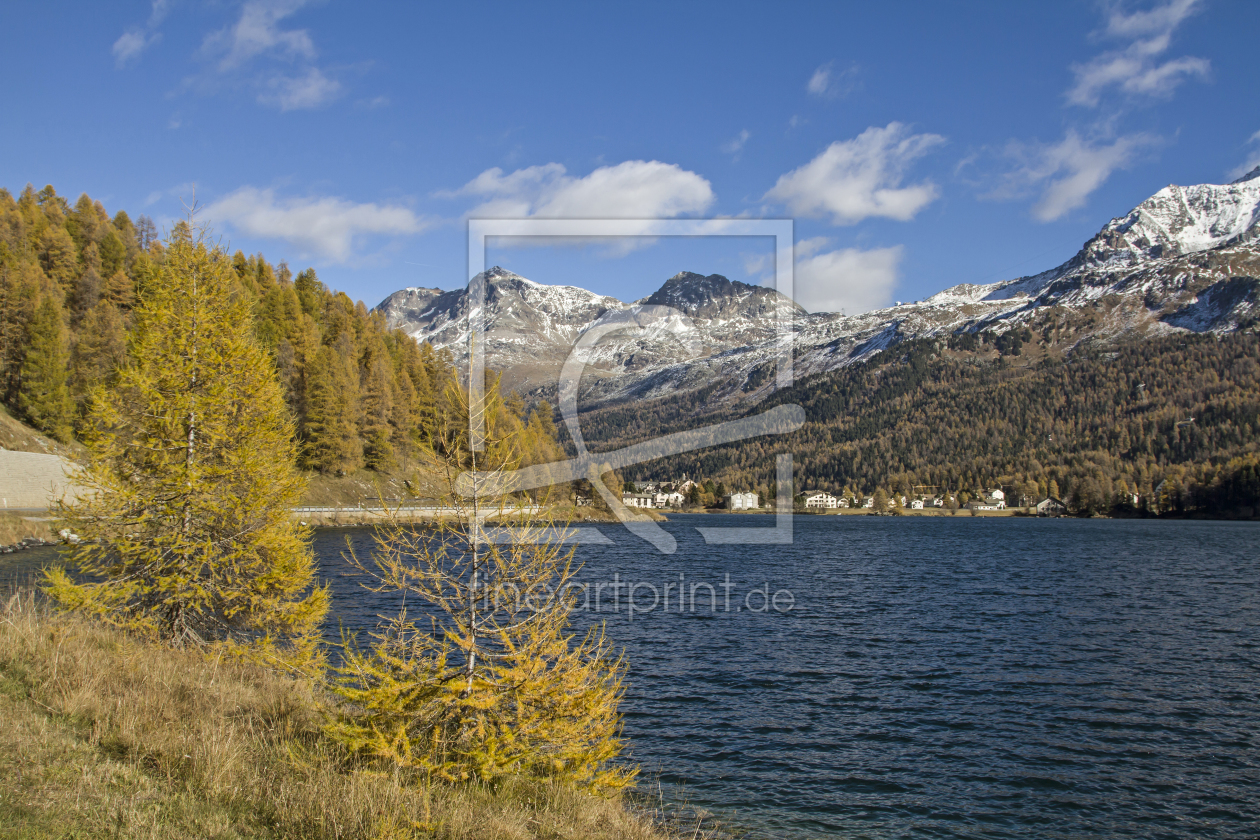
[46,221,328,671]
[327,375,635,791]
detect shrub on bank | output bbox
[0,592,668,840]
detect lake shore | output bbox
[0,591,694,840]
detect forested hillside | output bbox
[7,183,1256,518]
[0,184,559,482]
[591,332,1260,517]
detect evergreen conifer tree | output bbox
[0,259,43,404]
[48,223,328,669]
[18,294,74,441]
[302,344,363,474]
[328,377,633,791]
[69,300,128,415]
[872,487,890,512]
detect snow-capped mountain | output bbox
[375,267,803,400]
[377,170,1260,407]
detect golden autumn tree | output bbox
[328,374,634,791]
[47,221,328,670]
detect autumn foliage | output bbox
[328,379,633,791]
[47,223,328,670]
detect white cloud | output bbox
[258,67,342,111]
[1103,0,1200,39]
[1067,0,1207,107]
[196,0,341,111]
[807,64,832,96]
[721,129,750,158]
[204,187,430,262]
[997,131,1154,222]
[446,160,715,220]
[742,251,772,278]
[793,238,902,314]
[144,181,198,207]
[113,31,151,64]
[764,122,944,225]
[1228,130,1260,181]
[746,237,901,315]
[203,0,315,71]
[807,62,859,99]
[112,0,170,66]
[440,160,715,255]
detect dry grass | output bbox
[0,591,679,840]
[0,513,54,548]
[0,404,83,458]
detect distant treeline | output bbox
[0,184,559,477]
[584,333,1260,518]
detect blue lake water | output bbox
[9,515,1259,838]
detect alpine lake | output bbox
[8,514,1258,839]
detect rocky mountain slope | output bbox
[377,169,1260,408]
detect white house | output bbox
[726,491,759,510]
[977,492,1006,509]
[804,492,839,509]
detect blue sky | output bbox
[3,0,1258,313]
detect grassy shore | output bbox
[0,591,680,840]
[0,513,55,548]
[296,505,665,528]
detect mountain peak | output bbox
[643,271,805,320]
[1074,176,1260,269]
[648,271,752,307]
[1231,165,1260,185]
[481,265,536,285]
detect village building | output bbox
[655,491,686,508]
[1035,497,1068,516]
[973,490,1007,509]
[966,500,1003,511]
[804,491,839,509]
